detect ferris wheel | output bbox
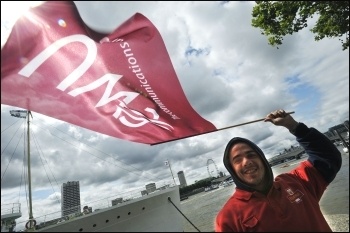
[207,159,219,178]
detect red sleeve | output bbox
[290,160,328,201]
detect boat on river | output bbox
[2,185,183,232]
[36,185,182,232]
[1,111,183,232]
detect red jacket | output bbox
[215,160,332,232]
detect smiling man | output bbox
[229,143,268,193]
[215,109,342,232]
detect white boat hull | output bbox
[37,186,183,232]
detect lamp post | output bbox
[165,159,176,186]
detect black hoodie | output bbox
[223,122,342,195]
[223,137,273,195]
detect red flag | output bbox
[1,1,217,145]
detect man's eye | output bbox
[233,158,242,164]
[247,153,257,158]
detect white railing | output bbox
[1,203,21,216]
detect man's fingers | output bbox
[271,109,286,117]
[265,109,287,122]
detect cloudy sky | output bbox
[1,1,349,229]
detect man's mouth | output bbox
[244,167,257,174]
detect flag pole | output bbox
[151,111,295,146]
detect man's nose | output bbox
[242,156,253,166]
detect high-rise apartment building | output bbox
[61,181,81,217]
[177,171,187,188]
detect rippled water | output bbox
[180,185,234,232]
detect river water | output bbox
[180,182,234,232]
[180,147,349,232]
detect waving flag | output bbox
[1,1,217,145]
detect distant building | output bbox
[61,181,81,217]
[158,184,170,190]
[326,124,348,136]
[141,190,148,196]
[177,171,187,188]
[145,183,156,193]
[324,121,349,145]
[268,120,349,166]
[83,205,92,214]
[344,120,349,131]
[111,198,123,206]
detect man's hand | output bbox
[264,109,298,131]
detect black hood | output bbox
[223,137,273,194]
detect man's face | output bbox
[229,142,266,191]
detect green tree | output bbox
[251,1,349,50]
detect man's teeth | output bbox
[245,168,256,174]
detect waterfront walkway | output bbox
[321,147,349,232]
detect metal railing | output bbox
[1,203,21,217]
